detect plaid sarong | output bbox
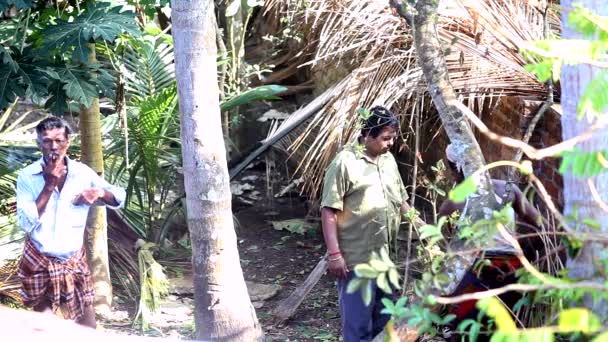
[17,239,95,320]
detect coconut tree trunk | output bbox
[171,0,263,340]
[560,0,608,319]
[80,44,112,312]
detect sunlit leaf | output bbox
[558,308,601,333]
[476,297,517,332]
[346,277,364,294]
[354,263,379,278]
[377,272,391,294]
[449,176,477,203]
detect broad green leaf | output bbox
[357,107,371,120]
[477,297,517,332]
[380,297,395,315]
[377,272,391,294]
[361,280,372,306]
[520,328,553,342]
[379,247,394,267]
[524,60,555,83]
[41,3,139,63]
[388,268,401,289]
[441,314,456,325]
[45,79,69,115]
[246,0,263,8]
[578,70,608,119]
[0,48,49,110]
[558,308,601,333]
[56,65,97,108]
[418,224,441,240]
[568,3,608,41]
[220,85,286,112]
[369,259,389,272]
[559,149,608,177]
[449,176,477,203]
[225,0,241,17]
[346,277,364,294]
[354,264,379,278]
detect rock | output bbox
[167,275,194,296]
[246,281,281,302]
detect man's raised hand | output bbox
[42,155,66,189]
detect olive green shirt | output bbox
[321,143,408,268]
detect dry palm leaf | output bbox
[261,0,556,199]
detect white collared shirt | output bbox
[16,157,126,259]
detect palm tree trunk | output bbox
[171,0,263,340]
[561,0,608,319]
[80,44,112,312]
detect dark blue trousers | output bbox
[337,271,393,342]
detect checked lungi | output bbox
[18,239,95,320]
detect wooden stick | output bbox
[272,257,328,323]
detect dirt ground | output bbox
[101,167,342,341]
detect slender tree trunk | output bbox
[171,0,263,340]
[410,0,500,295]
[560,0,608,319]
[80,44,112,312]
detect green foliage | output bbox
[380,296,408,318]
[123,37,175,100]
[41,3,139,64]
[578,70,608,118]
[558,308,601,334]
[348,247,401,306]
[522,3,608,119]
[357,107,372,120]
[449,176,477,203]
[476,296,606,341]
[477,297,517,332]
[226,0,264,17]
[559,148,608,177]
[457,318,483,342]
[419,216,446,246]
[128,87,178,204]
[0,47,48,109]
[220,85,287,112]
[567,3,608,41]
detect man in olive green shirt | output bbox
[321,106,409,342]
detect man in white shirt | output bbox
[16,117,126,328]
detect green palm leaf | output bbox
[124,39,175,100]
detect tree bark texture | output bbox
[560,0,608,318]
[171,0,263,340]
[412,0,500,295]
[80,44,112,312]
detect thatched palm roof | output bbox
[261,0,558,198]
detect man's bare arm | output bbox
[321,207,348,278]
[321,207,340,254]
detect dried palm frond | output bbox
[133,240,169,331]
[262,0,556,199]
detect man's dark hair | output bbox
[36,117,73,138]
[361,106,399,138]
